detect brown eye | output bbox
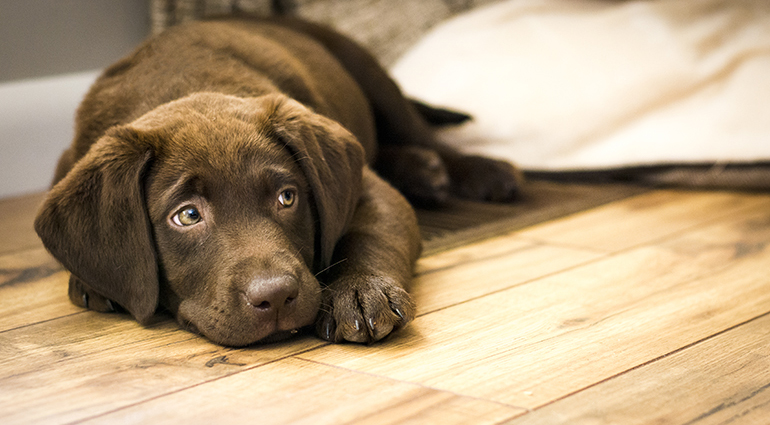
[278,189,296,208]
[172,207,202,226]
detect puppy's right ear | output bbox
[34,127,160,324]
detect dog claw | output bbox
[318,276,415,344]
[369,318,394,342]
[393,307,406,322]
[321,317,335,342]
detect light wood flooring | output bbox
[1,188,769,424]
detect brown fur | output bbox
[35,17,520,346]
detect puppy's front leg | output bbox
[317,167,421,343]
[68,275,118,313]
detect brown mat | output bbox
[416,180,649,256]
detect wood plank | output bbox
[3,188,768,424]
[77,357,524,425]
[299,200,770,409]
[0,247,73,331]
[0,192,45,255]
[0,312,325,425]
[515,190,767,252]
[414,234,602,315]
[505,313,770,425]
[0,249,325,424]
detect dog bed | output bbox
[391,0,770,190]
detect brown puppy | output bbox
[35,17,520,346]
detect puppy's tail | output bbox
[228,0,293,17]
[409,99,472,127]
[270,0,293,15]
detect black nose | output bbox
[244,273,299,313]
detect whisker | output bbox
[314,258,348,277]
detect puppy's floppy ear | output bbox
[264,94,365,268]
[35,127,159,324]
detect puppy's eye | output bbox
[278,189,296,208]
[172,207,202,226]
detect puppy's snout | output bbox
[244,273,299,313]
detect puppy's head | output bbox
[35,93,364,346]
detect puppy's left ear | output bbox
[35,127,159,323]
[264,95,365,268]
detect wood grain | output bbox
[0,192,45,255]
[77,358,524,425]
[516,190,767,251]
[1,189,769,425]
[414,234,602,315]
[505,313,770,425]
[0,313,325,424]
[0,247,72,331]
[300,199,770,409]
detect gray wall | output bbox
[0,0,150,199]
[0,0,150,82]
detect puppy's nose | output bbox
[244,273,299,313]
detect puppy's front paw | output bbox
[448,155,522,202]
[316,276,415,343]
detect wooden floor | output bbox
[2,188,770,424]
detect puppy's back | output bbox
[64,19,374,182]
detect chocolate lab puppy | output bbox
[34,17,519,346]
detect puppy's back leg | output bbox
[283,18,521,203]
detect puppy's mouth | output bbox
[181,316,304,346]
[176,296,320,347]
[181,318,201,336]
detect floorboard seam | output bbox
[63,343,331,425]
[293,356,530,412]
[520,310,770,415]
